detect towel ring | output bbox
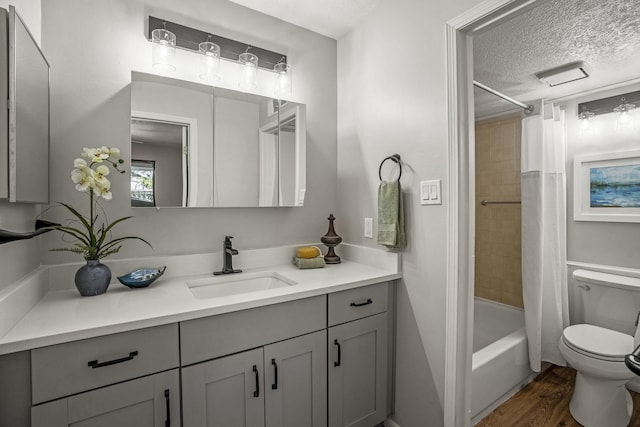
[379,154,402,181]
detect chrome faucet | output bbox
[214,236,242,275]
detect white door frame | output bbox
[444,1,547,425]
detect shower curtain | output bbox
[521,103,569,372]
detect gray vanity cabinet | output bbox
[181,330,327,427]
[182,348,265,427]
[29,324,181,427]
[31,369,180,427]
[327,283,389,427]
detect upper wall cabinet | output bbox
[130,72,307,208]
[0,6,50,203]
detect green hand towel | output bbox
[292,256,326,269]
[377,180,406,250]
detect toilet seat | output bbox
[562,324,633,362]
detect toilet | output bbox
[559,269,640,427]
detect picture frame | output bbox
[573,150,640,223]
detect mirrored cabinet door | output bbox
[130,72,306,208]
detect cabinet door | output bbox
[182,348,264,427]
[31,369,179,427]
[264,330,327,427]
[328,313,388,427]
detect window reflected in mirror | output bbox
[130,159,156,207]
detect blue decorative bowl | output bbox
[117,266,166,288]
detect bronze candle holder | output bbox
[321,214,342,264]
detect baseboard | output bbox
[385,419,401,427]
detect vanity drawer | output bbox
[181,295,326,365]
[328,282,389,326]
[31,324,179,404]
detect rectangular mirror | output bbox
[130,72,306,208]
[1,6,50,203]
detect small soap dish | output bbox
[117,266,166,289]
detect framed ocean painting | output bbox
[574,150,640,222]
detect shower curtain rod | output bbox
[473,80,534,115]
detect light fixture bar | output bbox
[578,90,640,118]
[148,16,286,70]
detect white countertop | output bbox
[0,244,401,355]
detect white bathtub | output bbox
[471,298,533,423]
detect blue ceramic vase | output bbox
[75,260,111,296]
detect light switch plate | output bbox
[364,217,373,238]
[420,179,442,205]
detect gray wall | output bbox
[337,0,484,425]
[564,82,640,269]
[39,0,337,263]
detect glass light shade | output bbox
[238,52,259,90]
[199,42,221,81]
[151,28,176,72]
[274,62,292,98]
[614,99,636,132]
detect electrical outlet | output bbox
[364,217,373,238]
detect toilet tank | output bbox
[574,269,640,336]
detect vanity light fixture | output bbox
[151,21,176,72]
[577,90,640,134]
[198,35,221,82]
[238,49,259,90]
[274,59,292,98]
[147,17,289,95]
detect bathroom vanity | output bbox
[0,244,400,426]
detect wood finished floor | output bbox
[477,365,640,427]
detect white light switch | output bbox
[364,217,373,238]
[420,180,442,205]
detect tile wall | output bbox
[474,115,523,308]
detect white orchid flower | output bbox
[108,147,120,157]
[94,183,113,200]
[82,147,109,163]
[74,158,87,168]
[71,168,94,192]
[95,164,110,178]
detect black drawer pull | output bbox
[271,358,278,390]
[164,389,171,427]
[350,298,373,307]
[253,365,260,397]
[88,351,139,369]
[334,339,341,367]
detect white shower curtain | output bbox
[521,103,569,372]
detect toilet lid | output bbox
[563,324,634,359]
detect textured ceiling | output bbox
[474,0,640,118]
[227,0,380,39]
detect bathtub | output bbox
[471,297,534,423]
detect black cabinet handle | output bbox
[87,351,138,369]
[350,298,373,307]
[271,358,278,390]
[253,365,260,397]
[164,389,170,427]
[334,339,341,367]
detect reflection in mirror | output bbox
[130,159,156,207]
[130,72,306,208]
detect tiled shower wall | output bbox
[475,115,523,308]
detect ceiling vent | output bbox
[534,61,589,87]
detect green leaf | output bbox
[97,216,133,247]
[58,202,94,239]
[98,236,152,257]
[48,225,91,246]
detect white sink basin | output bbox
[187,272,297,299]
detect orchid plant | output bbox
[50,146,151,260]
